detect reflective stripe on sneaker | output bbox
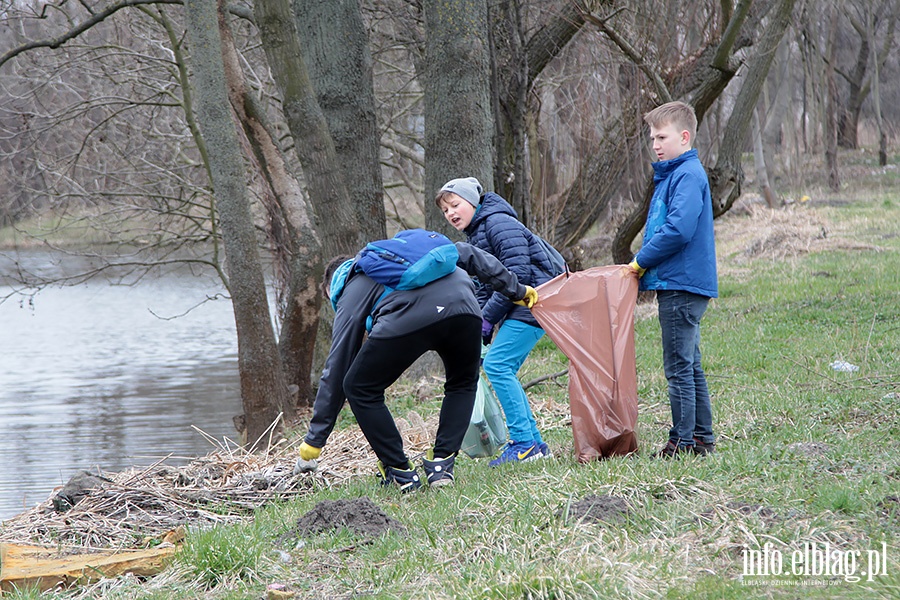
[422,454,455,487]
[377,461,422,493]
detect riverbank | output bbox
[3,150,899,598]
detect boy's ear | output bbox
[681,129,691,145]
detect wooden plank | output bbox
[0,543,176,592]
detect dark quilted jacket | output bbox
[464,192,556,327]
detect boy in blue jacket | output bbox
[627,101,718,458]
[436,177,559,466]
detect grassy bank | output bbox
[4,159,899,599]
[264,197,898,600]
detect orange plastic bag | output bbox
[531,266,639,461]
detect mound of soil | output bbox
[559,494,629,524]
[292,497,406,538]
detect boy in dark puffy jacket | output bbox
[436,177,558,466]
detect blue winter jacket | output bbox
[464,192,557,327]
[634,148,718,298]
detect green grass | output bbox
[18,153,900,599]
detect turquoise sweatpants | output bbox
[482,319,544,443]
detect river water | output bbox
[0,250,244,521]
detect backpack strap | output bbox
[365,287,393,332]
[329,259,356,311]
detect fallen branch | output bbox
[524,369,569,391]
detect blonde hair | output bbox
[644,101,697,144]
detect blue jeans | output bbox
[656,290,714,446]
[482,319,544,443]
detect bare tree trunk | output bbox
[836,23,870,150]
[490,1,589,227]
[868,5,888,166]
[295,0,385,241]
[752,107,778,207]
[219,12,320,413]
[185,0,289,448]
[761,37,791,178]
[254,0,360,257]
[824,1,841,191]
[708,0,797,216]
[489,0,530,223]
[423,0,494,235]
[612,179,654,265]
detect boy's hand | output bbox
[299,442,321,461]
[481,318,494,345]
[627,260,646,277]
[294,458,318,474]
[513,286,538,308]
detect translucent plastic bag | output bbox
[531,266,639,461]
[460,372,508,458]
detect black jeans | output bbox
[343,315,482,469]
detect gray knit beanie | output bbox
[439,177,483,207]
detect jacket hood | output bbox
[467,192,518,234]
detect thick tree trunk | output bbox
[295,0,385,241]
[490,1,589,226]
[185,0,289,448]
[612,178,653,265]
[219,13,320,413]
[254,0,360,257]
[552,121,637,250]
[423,0,494,235]
[489,0,530,224]
[837,29,869,150]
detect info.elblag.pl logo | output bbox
[741,541,890,584]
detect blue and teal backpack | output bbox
[329,229,460,330]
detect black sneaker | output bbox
[422,452,455,487]
[651,440,693,459]
[377,461,422,493]
[692,438,716,456]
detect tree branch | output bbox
[0,0,180,71]
[582,8,672,103]
[525,2,589,84]
[711,0,754,70]
[381,137,424,168]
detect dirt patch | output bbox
[877,496,900,519]
[290,497,407,538]
[724,501,779,522]
[787,442,829,457]
[558,494,629,524]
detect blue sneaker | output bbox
[489,441,542,467]
[537,442,552,459]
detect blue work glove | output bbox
[481,318,494,346]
